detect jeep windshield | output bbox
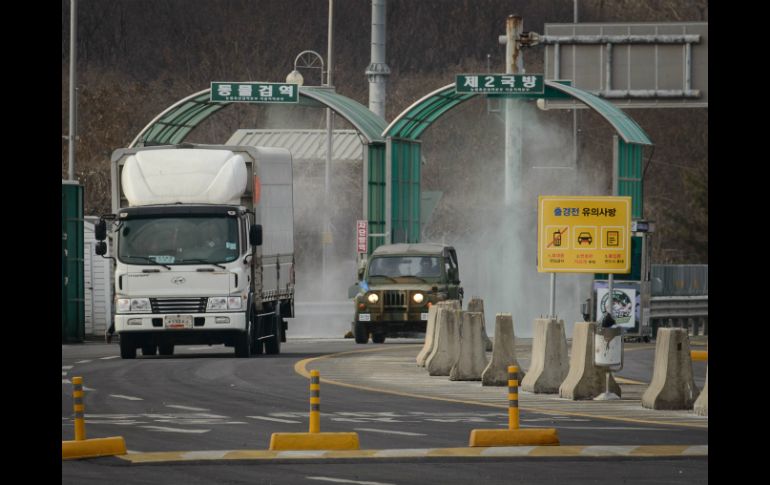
[367,256,443,282]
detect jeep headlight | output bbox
[412,292,424,304]
[117,298,151,313]
[367,293,379,304]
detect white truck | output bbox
[94,143,295,358]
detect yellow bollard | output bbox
[691,350,708,362]
[508,366,519,430]
[269,370,359,450]
[62,377,127,460]
[469,364,559,447]
[73,376,86,441]
[309,370,320,433]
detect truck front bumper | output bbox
[115,313,247,333]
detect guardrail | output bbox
[649,295,708,336]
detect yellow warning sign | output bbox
[538,196,631,273]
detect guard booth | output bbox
[62,180,85,343]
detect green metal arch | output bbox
[383,81,652,146]
[129,87,387,148]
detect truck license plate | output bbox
[164,315,193,329]
[359,313,370,322]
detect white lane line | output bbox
[165,405,209,411]
[547,426,671,431]
[100,356,120,360]
[353,428,427,436]
[75,360,92,364]
[62,372,68,376]
[62,365,74,370]
[247,416,302,424]
[109,394,144,401]
[306,477,396,485]
[140,426,210,434]
[62,379,71,384]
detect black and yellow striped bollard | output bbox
[269,369,359,450]
[469,365,559,447]
[62,377,127,460]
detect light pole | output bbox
[286,49,334,292]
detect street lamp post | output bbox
[287,49,334,293]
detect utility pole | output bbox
[68,0,78,181]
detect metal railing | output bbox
[649,295,708,336]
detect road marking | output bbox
[165,405,209,411]
[62,372,68,376]
[62,379,71,384]
[140,426,210,434]
[306,477,396,485]
[247,416,302,424]
[110,394,144,401]
[294,348,707,430]
[62,365,74,370]
[100,356,120,360]
[75,360,92,364]
[353,428,426,436]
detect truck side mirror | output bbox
[348,283,360,299]
[95,220,107,241]
[95,241,107,256]
[357,267,365,281]
[249,224,263,246]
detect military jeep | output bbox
[351,243,463,344]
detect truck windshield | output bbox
[117,216,239,265]
[367,256,443,280]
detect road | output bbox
[62,338,708,484]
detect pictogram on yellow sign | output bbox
[538,196,631,273]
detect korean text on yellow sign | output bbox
[537,196,631,274]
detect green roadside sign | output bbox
[210,82,299,103]
[456,74,544,95]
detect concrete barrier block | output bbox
[416,301,459,367]
[467,297,493,351]
[62,436,127,460]
[693,367,708,416]
[269,432,360,450]
[425,308,462,376]
[450,312,489,381]
[481,313,525,386]
[559,322,621,400]
[521,318,568,394]
[641,328,699,410]
[469,428,559,447]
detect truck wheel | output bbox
[119,336,136,359]
[235,320,253,358]
[372,333,386,344]
[353,322,369,344]
[142,345,157,356]
[158,344,174,356]
[265,313,282,354]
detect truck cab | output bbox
[351,243,462,344]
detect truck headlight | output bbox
[367,293,379,304]
[207,297,228,311]
[117,298,151,313]
[412,292,424,304]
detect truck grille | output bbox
[150,297,208,314]
[383,291,406,308]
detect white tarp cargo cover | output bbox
[122,149,247,206]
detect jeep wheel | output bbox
[354,322,369,344]
[372,333,386,344]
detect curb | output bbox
[117,445,707,464]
